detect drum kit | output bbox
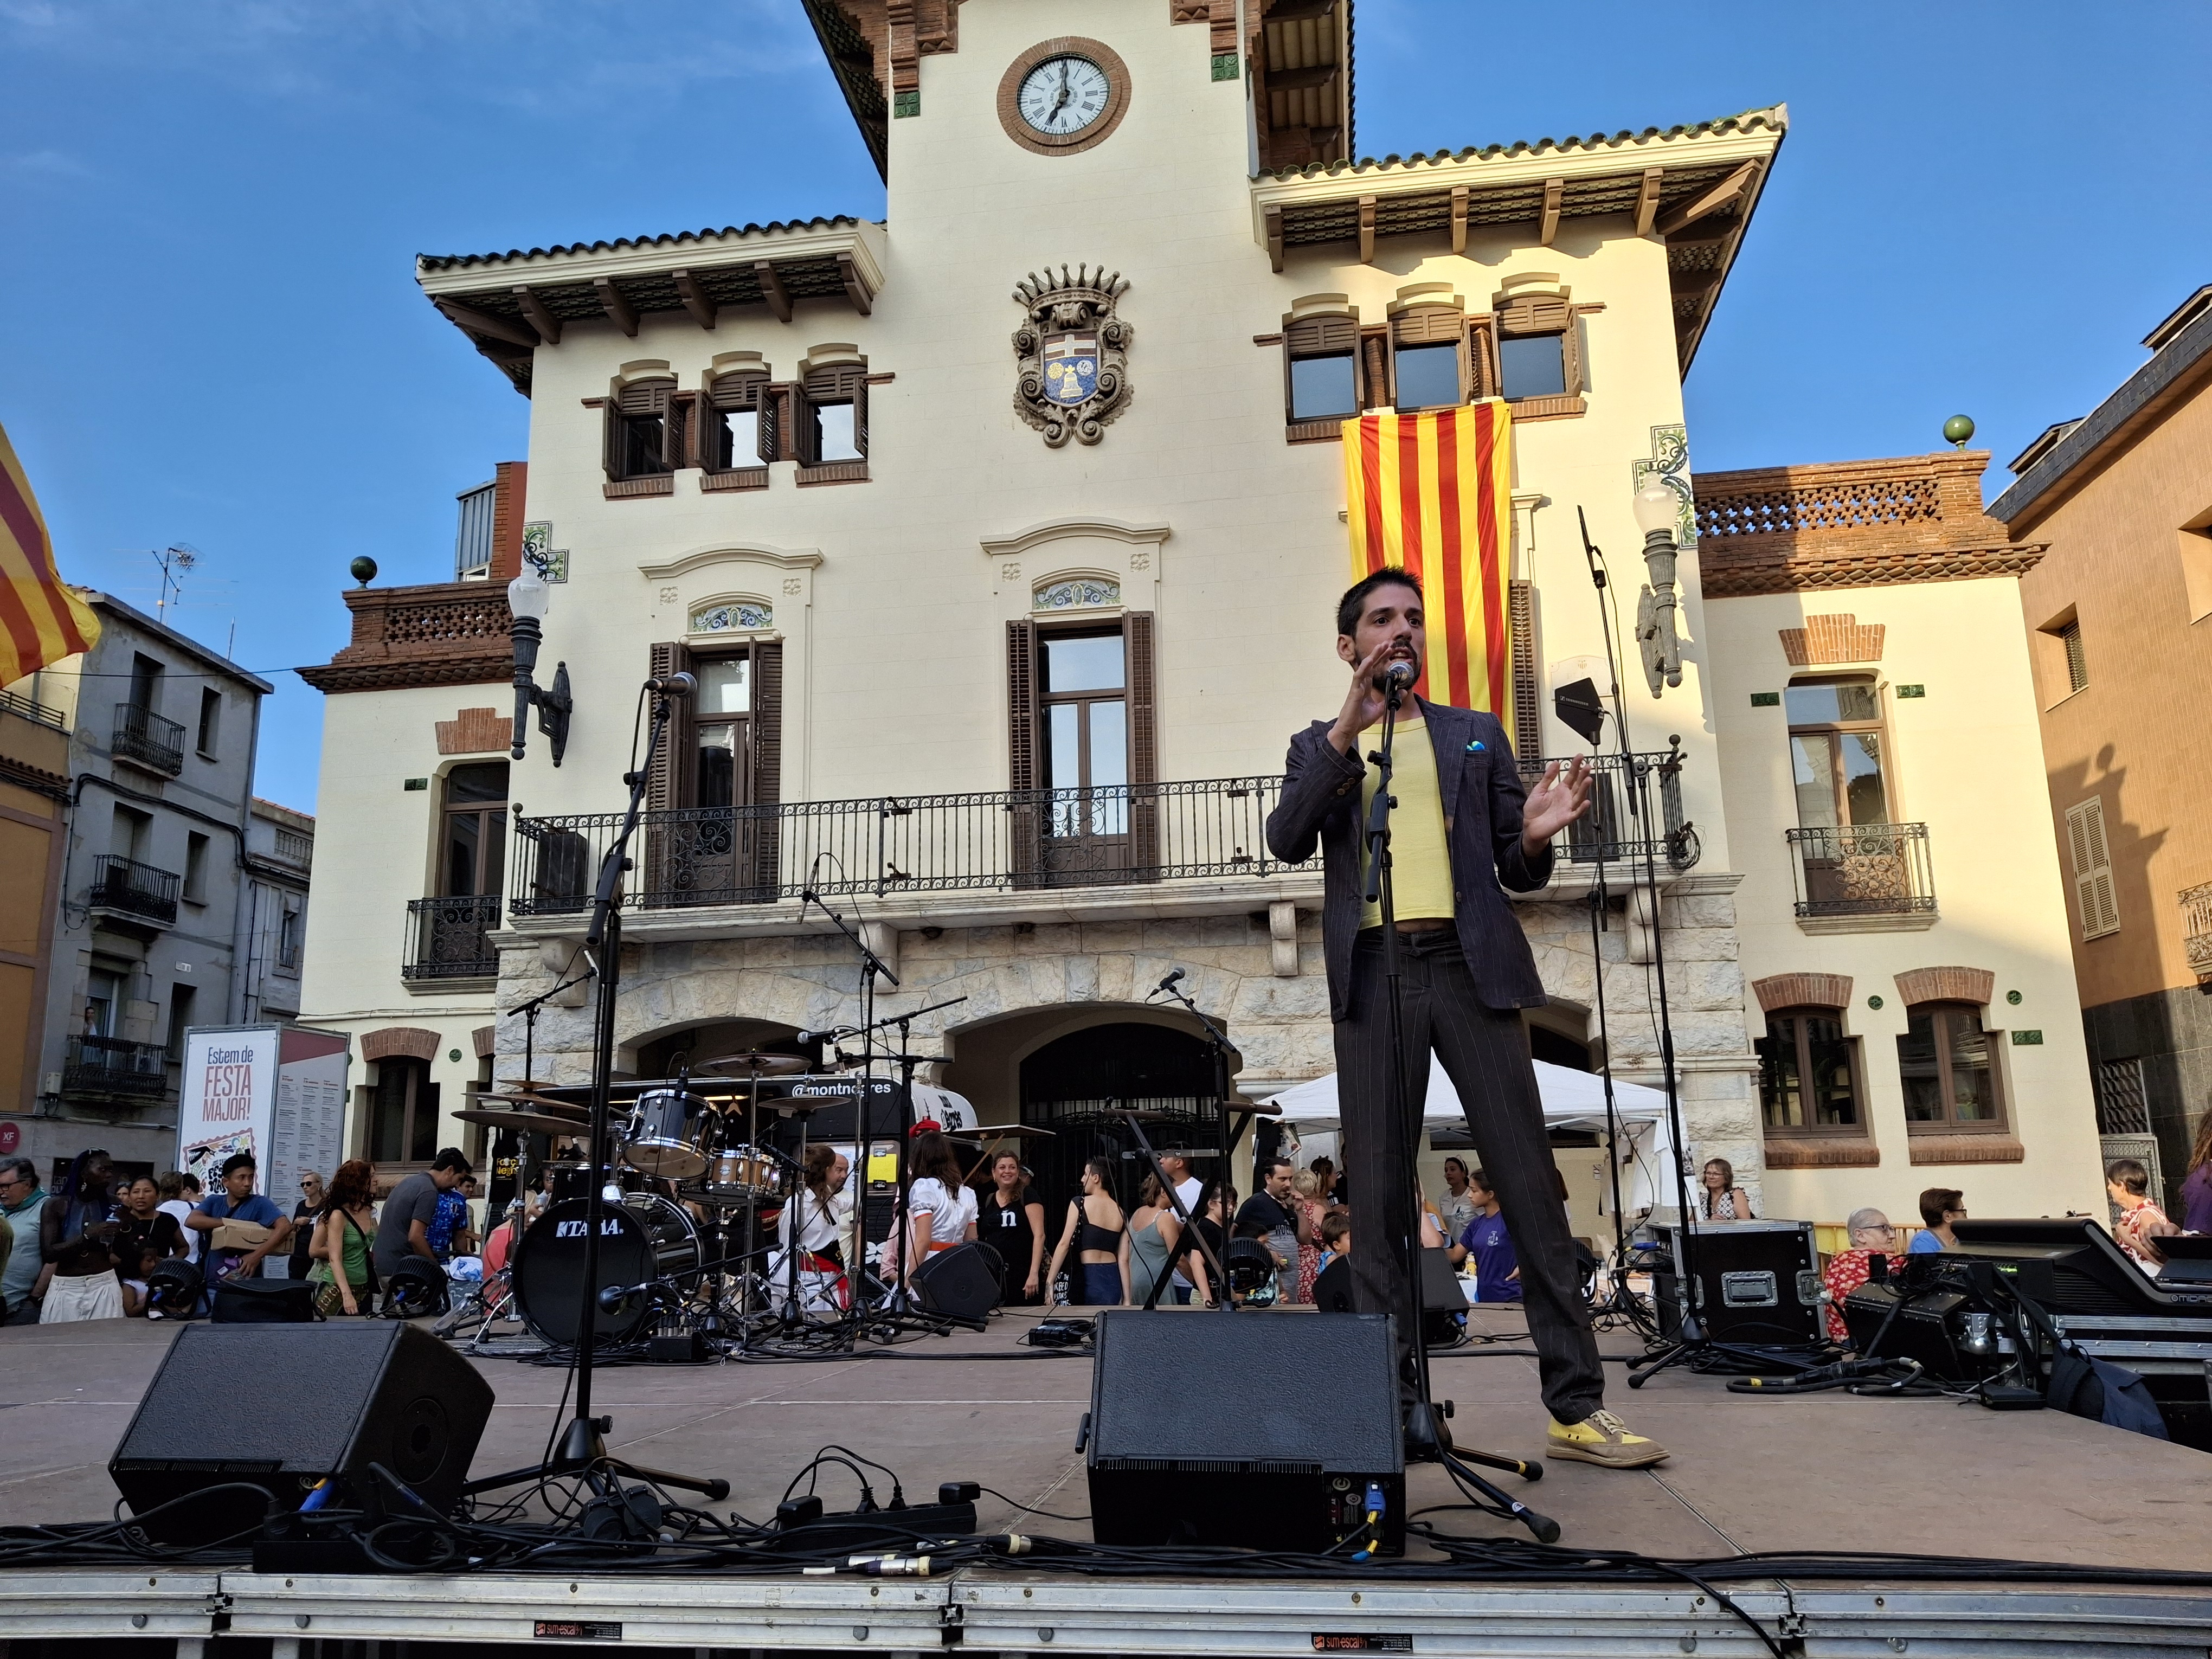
[456,1051,860,1352]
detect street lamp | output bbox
[1631,479,1684,697]
[507,563,571,765]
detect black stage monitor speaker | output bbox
[1951,1218,2212,1317]
[1086,1310,1406,1554]
[912,1241,998,1326]
[1653,1219,1823,1345]
[211,1275,317,1323]
[111,1322,494,1544]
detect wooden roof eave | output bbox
[417,219,887,303]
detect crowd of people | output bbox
[0,1145,480,1326]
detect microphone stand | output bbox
[465,680,728,1511]
[1149,975,1240,1309]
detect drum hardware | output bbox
[455,1106,601,1140]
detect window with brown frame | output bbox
[1787,676,1891,830]
[603,378,681,494]
[1495,292,1583,415]
[368,1057,440,1167]
[644,639,783,903]
[794,362,868,483]
[1896,1002,2007,1133]
[1283,314,1362,440]
[700,370,771,491]
[1756,1008,1864,1134]
[440,762,509,899]
[1006,613,1157,884]
[1391,304,1471,412]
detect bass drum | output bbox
[512,1192,702,1347]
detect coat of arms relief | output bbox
[1012,266,1132,447]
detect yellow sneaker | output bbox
[1546,1409,1669,1469]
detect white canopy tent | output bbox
[1265,1059,1682,1219]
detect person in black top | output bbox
[976,1152,1045,1306]
[1044,1160,1126,1307]
[1161,1180,1235,1306]
[1234,1158,1304,1298]
[290,1171,324,1281]
[113,1175,185,1263]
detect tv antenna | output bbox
[152,544,198,620]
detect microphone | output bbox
[1373,660,1417,693]
[1155,968,1186,993]
[597,1279,656,1313]
[644,671,697,696]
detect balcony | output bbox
[403,896,502,981]
[2183,881,2212,979]
[61,1035,171,1105]
[1786,823,1935,927]
[509,755,1699,927]
[111,703,186,775]
[88,854,181,929]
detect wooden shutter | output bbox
[602,401,625,481]
[1468,320,1499,398]
[789,379,820,465]
[1126,612,1159,875]
[1508,580,1539,760]
[1007,619,1039,884]
[687,390,716,468]
[2065,796,2119,940]
[646,642,696,814]
[666,394,692,472]
[853,377,869,459]
[749,639,784,897]
[758,385,783,463]
[1360,329,1390,411]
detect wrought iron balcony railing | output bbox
[88,854,181,927]
[61,1034,171,1103]
[1,688,66,731]
[403,895,503,979]
[2182,880,2212,978]
[509,755,1697,918]
[112,702,187,775]
[1785,822,1935,920]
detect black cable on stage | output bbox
[972,1484,1091,1523]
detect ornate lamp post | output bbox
[507,563,571,765]
[1631,480,1684,697]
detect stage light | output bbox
[507,563,571,765]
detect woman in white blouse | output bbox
[773,1142,851,1312]
[905,1129,978,1283]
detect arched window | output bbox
[1896,1002,2005,1132]
[1757,1007,1863,1134]
[369,1057,440,1166]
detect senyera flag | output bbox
[0,421,100,684]
[1341,401,1514,741]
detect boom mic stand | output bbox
[1567,511,1763,1385]
[1361,669,1557,1543]
[466,677,728,1513]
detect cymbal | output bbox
[467,1090,589,1119]
[695,1052,807,1077]
[455,1106,600,1138]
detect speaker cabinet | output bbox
[111,1322,494,1542]
[1085,1310,1405,1554]
[1652,1219,1823,1345]
[912,1241,998,1326]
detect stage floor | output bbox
[3,1308,2211,1654]
[6,1306,2208,1564]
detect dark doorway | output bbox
[1019,1021,1221,1214]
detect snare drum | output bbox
[622,1088,711,1179]
[704,1144,781,1199]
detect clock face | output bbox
[1017,55,1111,137]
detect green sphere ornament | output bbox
[349,556,378,586]
[1942,414,1976,448]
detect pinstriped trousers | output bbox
[1335,929,1606,1425]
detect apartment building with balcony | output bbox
[1994,285,2212,1211]
[301,0,1802,1218]
[1697,449,2104,1227]
[5,594,279,1172]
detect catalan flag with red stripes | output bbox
[1341,402,1515,741]
[0,420,100,685]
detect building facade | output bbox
[4,595,288,1173]
[1994,285,2212,1211]
[0,689,70,1129]
[299,0,1793,1227]
[1697,449,2105,1232]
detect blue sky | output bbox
[4,1,2208,811]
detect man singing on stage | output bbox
[1265,567,1668,1469]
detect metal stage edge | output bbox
[7,1570,2212,1657]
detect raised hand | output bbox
[1326,641,1396,754]
[1521,755,1593,854]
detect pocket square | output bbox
[1465,740,1486,753]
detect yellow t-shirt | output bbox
[1358,715,1454,928]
